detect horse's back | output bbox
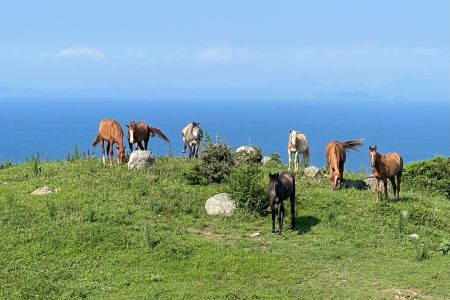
[98,119,123,141]
[278,171,295,196]
[385,152,404,173]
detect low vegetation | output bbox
[0,152,449,299]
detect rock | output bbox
[205,193,236,216]
[364,176,385,190]
[249,232,261,237]
[31,186,58,196]
[236,145,257,154]
[409,233,419,239]
[234,146,262,164]
[303,166,322,178]
[261,156,272,165]
[128,150,156,170]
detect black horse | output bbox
[268,171,296,234]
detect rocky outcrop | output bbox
[128,150,156,170]
[303,166,322,178]
[205,193,236,216]
[31,186,58,196]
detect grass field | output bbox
[1,156,449,299]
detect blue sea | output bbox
[0,98,448,171]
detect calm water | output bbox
[0,98,448,171]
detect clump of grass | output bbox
[398,210,409,232]
[416,242,430,261]
[438,239,450,255]
[47,201,57,221]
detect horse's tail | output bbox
[149,126,170,143]
[342,139,364,152]
[304,145,311,166]
[92,134,101,147]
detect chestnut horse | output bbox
[287,130,310,172]
[369,145,403,201]
[268,171,296,235]
[326,139,364,190]
[182,122,203,158]
[92,119,125,164]
[126,121,170,153]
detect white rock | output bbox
[303,166,322,178]
[249,232,261,237]
[236,146,257,154]
[409,233,419,239]
[205,193,236,216]
[31,186,57,196]
[128,150,156,170]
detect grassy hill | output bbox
[0,156,449,299]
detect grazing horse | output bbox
[182,122,203,158]
[268,171,296,235]
[287,130,310,172]
[369,145,403,201]
[92,119,125,164]
[326,139,364,190]
[126,120,170,153]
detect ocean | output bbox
[0,98,448,171]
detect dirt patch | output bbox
[379,288,433,299]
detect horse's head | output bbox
[368,145,378,167]
[268,173,279,203]
[192,122,202,142]
[117,144,125,164]
[330,168,341,190]
[289,130,298,146]
[126,121,137,144]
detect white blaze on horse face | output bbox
[333,175,339,189]
[129,130,134,143]
[370,151,376,167]
[290,131,297,146]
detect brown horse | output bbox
[326,139,364,190]
[369,145,403,201]
[126,121,170,153]
[92,119,125,164]
[182,122,203,158]
[287,130,310,172]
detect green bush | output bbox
[184,135,234,185]
[403,156,450,199]
[228,163,267,212]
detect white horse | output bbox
[287,130,310,172]
[182,122,203,158]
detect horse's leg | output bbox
[278,202,284,235]
[271,202,276,233]
[288,151,291,171]
[128,142,133,154]
[106,142,111,164]
[375,177,380,201]
[108,142,114,166]
[290,192,295,230]
[294,152,299,172]
[144,138,149,150]
[397,172,402,200]
[100,140,106,164]
[383,178,388,200]
[195,144,200,158]
[389,177,397,199]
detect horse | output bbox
[182,122,203,158]
[126,120,170,153]
[92,119,125,164]
[326,139,364,190]
[287,130,310,172]
[369,145,403,201]
[267,171,296,235]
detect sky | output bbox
[0,0,449,94]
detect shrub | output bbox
[228,163,267,212]
[185,134,234,185]
[268,152,282,165]
[403,156,450,199]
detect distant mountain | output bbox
[373,78,450,102]
[0,78,448,101]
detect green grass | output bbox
[1,157,449,299]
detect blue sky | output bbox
[1,0,449,94]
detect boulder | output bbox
[236,145,257,154]
[205,193,236,216]
[261,156,272,165]
[303,166,322,178]
[31,186,58,196]
[364,176,385,190]
[128,150,156,170]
